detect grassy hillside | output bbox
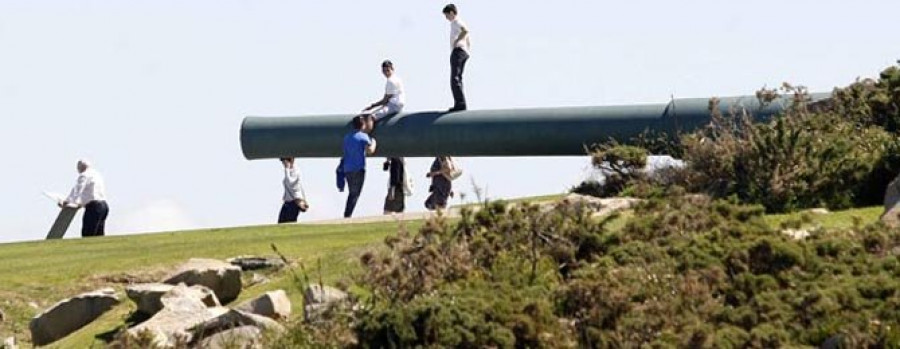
[0,220,422,348]
[0,204,884,347]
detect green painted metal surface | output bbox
[240,94,826,159]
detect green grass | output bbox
[0,204,884,348]
[0,220,420,348]
[764,206,883,230]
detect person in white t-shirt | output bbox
[362,59,405,122]
[61,159,109,237]
[443,4,470,112]
[277,157,308,223]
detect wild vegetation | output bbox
[269,64,900,347]
[578,62,900,213]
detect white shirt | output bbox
[450,17,470,52]
[66,168,107,206]
[282,167,303,202]
[385,75,405,107]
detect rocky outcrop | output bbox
[304,284,348,323]
[29,288,120,346]
[126,284,228,348]
[882,174,900,227]
[163,258,242,304]
[236,290,291,321]
[560,193,642,217]
[126,283,220,316]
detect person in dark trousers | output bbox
[443,4,470,112]
[61,159,109,237]
[277,157,308,223]
[342,115,377,218]
[383,157,407,214]
[425,156,454,210]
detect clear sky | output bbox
[1,1,898,243]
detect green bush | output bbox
[678,80,900,212]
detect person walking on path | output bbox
[382,157,408,214]
[361,60,406,122]
[443,4,470,112]
[425,156,459,211]
[61,159,109,237]
[277,157,308,223]
[342,115,377,218]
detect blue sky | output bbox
[1,1,898,243]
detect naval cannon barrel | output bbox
[240,94,821,159]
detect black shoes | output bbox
[447,105,467,112]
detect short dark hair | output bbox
[442,4,457,15]
[381,60,393,69]
[352,115,365,129]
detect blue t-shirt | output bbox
[342,131,371,173]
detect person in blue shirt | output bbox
[342,115,377,217]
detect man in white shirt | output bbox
[278,157,308,223]
[362,60,405,122]
[443,4,470,112]
[61,159,109,237]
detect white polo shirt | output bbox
[66,168,107,206]
[450,17,470,52]
[385,75,405,107]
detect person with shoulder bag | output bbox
[278,157,309,223]
[425,156,460,210]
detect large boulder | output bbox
[235,290,291,321]
[304,284,348,323]
[163,258,242,304]
[191,309,284,337]
[126,284,228,348]
[196,326,261,349]
[29,288,120,346]
[126,283,220,316]
[882,174,900,227]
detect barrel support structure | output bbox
[240,94,826,159]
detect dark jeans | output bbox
[344,170,366,218]
[450,48,469,108]
[278,201,300,223]
[82,200,109,237]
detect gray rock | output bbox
[559,194,642,217]
[126,283,220,316]
[235,290,291,321]
[304,284,348,323]
[0,307,5,323]
[126,285,229,348]
[227,256,285,271]
[3,336,16,349]
[882,174,900,228]
[29,288,120,346]
[191,309,284,338]
[782,228,811,240]
[163,258,242,304]
[197,326,261,349]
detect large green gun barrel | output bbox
[240,94,821,159]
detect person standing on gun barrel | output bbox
[443,3,470,112]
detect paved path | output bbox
[304,208,462,225]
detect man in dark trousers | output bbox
[443,4,471,112]
[61,159,109,237]
[342,115,377,218]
